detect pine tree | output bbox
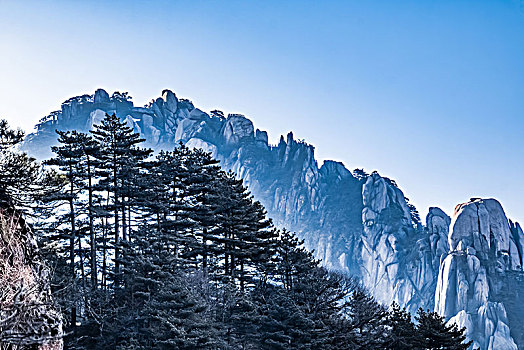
[180,146,222,273]
[0,119,43,209]
[137,147,199,270]
[75,132,100,288]
[346,285,389,349]
[104,220,221,349]
[275,229,317,291]
[249,284,314,349]
[44,130,88,331]
[386,302,419,349]
[90,113,151,285]
[415,308,472,350]
[252,229,357,350]
[210,170,277,289]
[352,168,369,182]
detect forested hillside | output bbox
[0,115,472,349]
[16,88,524,348]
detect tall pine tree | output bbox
[90,113,151,285]
[415,308,472,350]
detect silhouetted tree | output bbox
[415,308,472,350]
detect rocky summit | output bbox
[435,199,524,349]
[22,89,524,349]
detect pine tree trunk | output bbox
[113,162,120,285]
[102,220,107,289]
[128,204,131,241]
[87,158,97,289]
[240,260,244,291]
[102,192,109,288]
[68,162,77,331]
[122,201,127,242]
[203,228,208,271]
[78,236,88,309]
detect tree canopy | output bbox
[0,115,473,350]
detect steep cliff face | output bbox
[435,199,524,350]
[22,89,524,348]
[25,89,427,299]
[360,174,448,312]
[427,207,451,270]
[23,89,367,275]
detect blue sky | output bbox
[0,0,523,223]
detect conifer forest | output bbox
[0,114,472,349]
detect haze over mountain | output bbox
[1,0,524,225]
[21,88,524,349]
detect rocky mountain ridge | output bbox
[21,89,524,349]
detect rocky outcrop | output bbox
[448,199,521,269]
[93,88,110,103]
[427,207,451,272]
[223,114,254,145]
[509,220,524,270]
[22,89,524,348]
[435,199,524,349]
[359,174,447,312]
[361,173,411,305]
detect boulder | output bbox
[94,88,110,103]
[449,199,518,268]
[85,109,107,130]
[162,89,178,114]
[141,114,161,145]
[319,160,352,181]
[362,173,411,221]
[426,207,451,268]
[223,114,254,145]
[255,129,268,145]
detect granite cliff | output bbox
[435,199,524,349]
[22,89,524,349]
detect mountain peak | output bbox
[21,89,524,349]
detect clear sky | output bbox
[1,0,523,224]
